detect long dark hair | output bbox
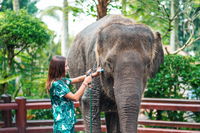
[46,55,66,90]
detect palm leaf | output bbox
[0,73,20,84]
[39,6,63,21]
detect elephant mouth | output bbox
[100,73,115,99]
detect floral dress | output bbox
[49,78,76,133]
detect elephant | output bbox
[67,15,164,133]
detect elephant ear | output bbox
[150,32,164,78]
[95,34,101,67]
[95,29,105,67]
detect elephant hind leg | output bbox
[105,112,121,133]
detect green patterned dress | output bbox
[49,78,76,133]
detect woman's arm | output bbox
[70,67,102,84]
[64,76,92,101]
[70,75,86,84]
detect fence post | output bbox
[16,97,26,133]
[1,94,12,127]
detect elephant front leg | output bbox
[105,112,121,133]
[81,79,101,133]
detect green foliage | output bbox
[144,55,200,123]
[12,39,61,98]
[146,55,194,98]
[0,0,38,14]
[0,10,51,49]
[28,109,53,120]
[13,53,48,98]
[146,55,200,99]
[187,56,200,100]
[0,9,52,95]
[0,73,19,84]
[74,0,96,17]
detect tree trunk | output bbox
[96,0,109,20]
[12,0,20,11]
[170,0,179,51]
[2,47,15,94]
[12,0,21,96]
[7,47,14,71]
[61,0,69,57]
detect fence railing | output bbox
[0,94,200,133]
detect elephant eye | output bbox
[107,62,112,70]
[105,59,113,72]
[106,58,112,64]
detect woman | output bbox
[46,55,101,133]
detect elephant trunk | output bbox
[114,77,143,133]
[113,52,145,133]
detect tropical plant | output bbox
[0,0,38,14]
[0,9,52,94]
[144,55,200,123]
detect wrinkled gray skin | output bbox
[67,15,164,133]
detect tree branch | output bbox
[165,22,199,55]
[171,36,200,55]
[14,44,28,57]
[156,0,170,19]
[165,47,170,55]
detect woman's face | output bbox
[65,60,69,73]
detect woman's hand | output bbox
[66,75,92,101]
[86,69,92,76]
[92,67,104,77]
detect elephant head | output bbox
[95,23,164,99]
